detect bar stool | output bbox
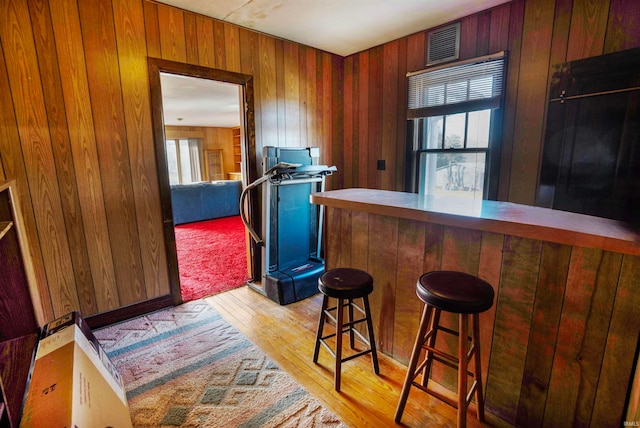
[395,271,494,428]
[313,267,380,391]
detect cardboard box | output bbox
[19,312,132,428]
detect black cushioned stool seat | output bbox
[313,268,379,391]
[395,271,494,428]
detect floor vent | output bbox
[426,22,461,66]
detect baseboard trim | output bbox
[86,295,175,329]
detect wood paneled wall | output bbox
[341,0,640,204]
[325,206,640,427]
[0,0,342,322]
[2,0,639,325]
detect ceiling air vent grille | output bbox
[426,22,460,66]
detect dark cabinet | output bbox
[0,180,40,427]
[537,47,640,223]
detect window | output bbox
[407,52,506,199]
[165,138,203,185]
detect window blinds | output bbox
[407,51,507,118]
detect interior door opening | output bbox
[148,58,259,305]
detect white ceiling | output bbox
[158,0,511,128]
[161,73,241,127]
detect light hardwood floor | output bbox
[206,286,511,428]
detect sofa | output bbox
[170,180,242,225]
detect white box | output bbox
[19,312,132,427]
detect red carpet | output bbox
[174,216,249,302]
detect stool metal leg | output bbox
[394,304,433,423]
[334,297,344,391]
[313,295,329,363]
[362,295,379,374]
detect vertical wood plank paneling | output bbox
[357,51,369,188]
[591,254,640,427]
[183,12,198,65]
[543,247,608,426]
[508,0,555,205]
[350,211,369,272]
[142,1,160,58]
[79,0,146,306]
[275,39,286,147]
[305,48,317,148]
[1,0,77,318]
[489,2,511,53]
[196,15,215,68]
[459,14,479,60]
[516,242,571,426]
[239,27,259,117]
[368,46,383,189]
[224,22,241,73]
[113,0,170,298]
[338,208,352,267]
[393,219,425,363]
[572,251,623,425]
[314,51,324,155]
[485,235,541,424]
[441,226,482,274]
[476,11,491,56]
[422,222,443,272]
[322,53,333,166]
[566,0,611,61]
[27,0,94,315]
[498,0,524,201]
[406,32,425,72]
[213,20,225,68]
[157,4,186,62]
[604,0,640,53]
[367,214,398,355]
[330,55,342,189]
[477,231,503,395]
[351,55,360,186]
[343,56,354,187]
[284,41,300,147]
[50,0,118,313]
[325,207,340,269]
[258,34,277,149]
[381,41,398,191]
[395,38,407,190]
[298,46,308,146]
[549,0,573,69]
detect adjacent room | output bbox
[1,0,639,427]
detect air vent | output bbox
[426,22,460,66]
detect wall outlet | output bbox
[377,160,386,170]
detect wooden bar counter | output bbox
[311,188,640,428]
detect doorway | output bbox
[148,58,260,305]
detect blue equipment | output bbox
[240,146,336,304]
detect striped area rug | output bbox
[95,300,345,427]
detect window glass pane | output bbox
[466,110,491,148]
[422,116,443,149]
[166,140,179,185]
[444,113,466,148]
[418,152,486,199]
[179,139,193,184]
